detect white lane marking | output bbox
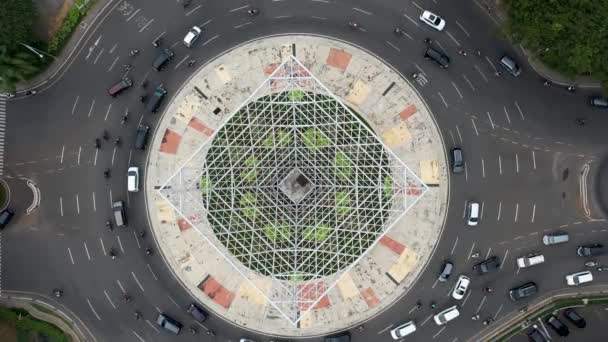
[100,238,107,255]
[463,200,468,219]
[174,55,189,70]
[500,249,509,269]
[464,163,468,182]
[108,56,119,71]
[474,64,488,82]
[411,1,423,10]
[71,96,79,115]
[234,21,253,29]
[229,4,249,12]
[481,158,485,178]
[104,290,116,309]
[503,106,511,124]
[84,242,91,260]
[516,153,519,173]
[138,19,154,33]
[60,145,65,164]
[455,125,463,143]
[132,331,145,342]
[403,13,419,26]
[312,16,327,20]
[450,236,459,255]
[87,100,95,118]
[480,201,485,220]
[67,248,75,264]
[475,295,487,314]
[377,323,394,334]
[92,192,96,212]
[486,111,495,130]
[455,21,471,37]
[86,298,102,320]
[109,189,113,207]
[133,230,141,249]
[385,41,400,52]
[438,92,448,108]
[485,247,492,259]
[117,236,124,253]
[75,193,80,214]
[497,201,502,221]
[274,15,292,19]
[147,264,158,280]
[494,304,504,319]
[199,18,213,27]
[420,314,433,327]
[532,151,536,170]
[185,4,202,16]
[132,272,145,292]
[167,295,180,308]
[471,119,479,136]
[462,290,472,306]
[104,103,112,121]
[77,146,81,165]
[485,56,498,72]
[467,242,476,260]
[93,48,104,64]
[531,204,536,223]
[93,148,98,166]
[116,279,125,293]
[449,131,456,145]
[126,8,141,22]
[446,31,461,46]
[111,147,116,166]
[353,7,373,15]
[462,74,475,91]
[146,320,160,333]
[433,326,447,339]
[311,0,329,2]
[498,155,502,175]
[515,101,525,120]
[59,197,64,217]
[431,278,439,289]
[514,203,519,222]
[203,35,220,46]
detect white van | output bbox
[517,254,545,268]
[127,167,139,192]
[542,232,569,246]
[434,305,460,325]
[566,271,593,286]
[390,321,416,339]
[466,201,480,226]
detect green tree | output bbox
[0,46,38,92]
[0,0,36,51]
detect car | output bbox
[156,313,182,335]
[324,333,350,342]
[577,244,605,257]
[542,232,569,245]
[390,321,416,339]
[112,200,126,227]
[473,256,500,274]
[451,148,464,173]
[499,55,521,76]
[146,85,167,113]
[419,10,445,31]
[127,167,139,192]
[438,261,453,282]
[152,48,174,71]
[107,78,133,97]
[563,308,586,328]
[466,201,479,226]
[527,327,548,342]
[590,96,608,108]
[186,303,207,322]
[433,305,459,325]
[183,26,202,47]
[135,125,150,150]
[566,270,593,286]
[509,282,538,301]
[452,275,470,300]
[0,208,15,229]
[239,339,256,342]
[424,47,450,68]
[546,315,569,336]
[516,253,545,268]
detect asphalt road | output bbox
[3,0,608,341]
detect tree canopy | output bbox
[505,0,608,81]
[0,0,36,52]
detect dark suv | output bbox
[153,48,174,71]
[424,47,450,68]
[576,244,605,257]
[527,328,548,342]
[473,256,500,274]
[0,208,14,229]
[451,148,464,173]
[146,85,167,113]
[546,315,569,336]
[509,282,537,301]
[438,261,453,282]
[107,78,133,97]
[563,308,586,328]
[135,125,150,150]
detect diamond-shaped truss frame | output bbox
[158,56,428,324]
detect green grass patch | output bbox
[302,128,330,152]
[47,0,96,55]
[383,176,393,198]
[335,192,351,215]
[335,152,352,180]
[240,156,258,181]
[263,222,290,241]
[240,192,257,219]
[288,90,305,101]
[200,176,211,194]
[303,224,330,241]
[0,306,69,342]
[262,130,292,147]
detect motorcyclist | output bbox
[248,8,259,15]
[115,137,121,146]
[106,220,113,231]
[349,21,359,29]
[53,289,63,298]
[187,59,196,67]
[133,311,141,319]
[145,248,153,255]
[109,248,117,259]
[130,49,139,56]
[415,301,422,309]
[124,294,132,303]
[95,138,101,149]
[103,169,110,178]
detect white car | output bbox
[127,166,139,192]
[566,271,593,286]
[516,254,545,268]
[183,26,202,47]
[420,10,446,31]
[452,275,470,300]
[390,321,416,339]
[433,305,460,325]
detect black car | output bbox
[135,125,150,150]
[473,256,500,274]
[146,85,168,113]
[547,315,569,337]
[451,148,464,173]
[0,208,14,229]
[527,328,548,342]
[438,261,453,282]
[424,47,450,68]
[576,244,605,257]
[590,96,608,108]
[187,303,207,322]
[563,308,586,328]
[153,48,174,71]
[509,282,537,301]
[325,333,350,342]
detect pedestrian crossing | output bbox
[0,98,5,176]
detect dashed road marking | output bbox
[139,19,154,32]
[403,13,419,26]
[385,41,400,52]
[84,242,91,260]
[531,204,536,223]
[515,101,525,120]
[514,203,519,222]
[487,111,495,130]
[462,74,475,91]
[132,272,145,292]
[104,290,116,309]
[229,4,249,12]
[126,8,141,22]
[455,125,463,143]
[516,153,519,173]
[433,326,447,339]
[532,151,536,169]
[481,158,485,178]
[474,64,488,82]
[353,7,373,15]
[438,92,448,108]
[452,82,463,99]
[117,236,124,253]
[503,106,511,124]
[498,155,502,174]
[475,295,487,314]
[471,119,479,136]
[147,264,158,280]
[450,236,459,255]
[455,21,471,37]
[446,31,461,46]
[87,100,95,118]
[68,248,74,264]
[71,96,79,115]
[87,298,102,320]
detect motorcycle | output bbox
[106,220,113,231]
[129,49,139,56]
[348,21,359,29]
[248,8,259,16]
[94,138,101,149]
[585,260,598,267]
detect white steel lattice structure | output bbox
[158,56,428,324]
